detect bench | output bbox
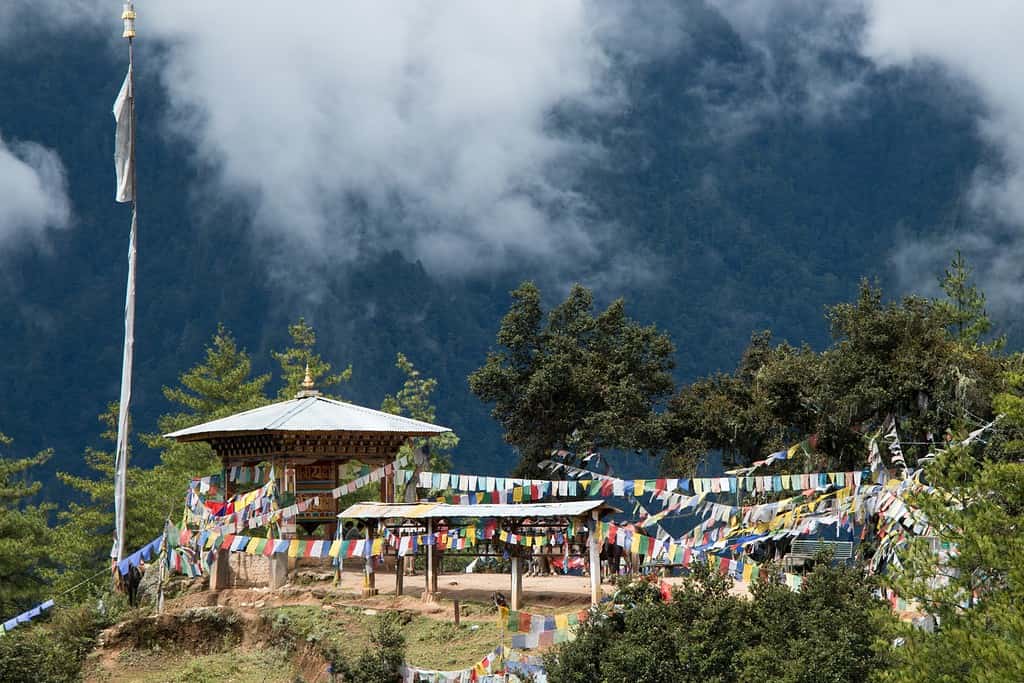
[783,539,853,570]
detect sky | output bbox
[2,1,1023,307]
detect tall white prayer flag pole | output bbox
[111,2,137,568]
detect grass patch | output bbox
[86,647,299,683]
[259,603,504,672]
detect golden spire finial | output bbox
[302,363,315,391]
[122,3,136,40]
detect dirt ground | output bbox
[331,565,752,609]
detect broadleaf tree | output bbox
[662,279,1003,474]
[469,282,676,475]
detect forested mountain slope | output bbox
[0,3,1001,483]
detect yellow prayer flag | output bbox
[513,487,523,502]
[630,533,641,554]
[372,538,383,555]
[288,540,301,558]
[328,540,341,558]
[634,479,645,496]
[742,562,755,583]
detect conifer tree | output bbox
[938,250,1005,351]
[52,326,270,591]
[272,317,351,399]
[884,450,1024,682]
[381,352,459,471]
[0,433,53,615]
[141,324,270,480]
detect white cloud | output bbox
[130,2,634,276]
[2,1,683,280]
[860,1,1024,313]
[703,0,869,131]
[862,1,1024,224]
[0,135,71,248]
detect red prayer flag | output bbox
[518,612,532,633]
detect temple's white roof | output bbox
[165,395,450,440]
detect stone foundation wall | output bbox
[225,553,272,587]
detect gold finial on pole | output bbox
[295,362,320,398]
[122,3,136,39]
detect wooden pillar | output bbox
[362,522,378,597]
[510,555,524,610]
[395,553,404,596]
[424,518,436,601]
[589,512,601,606]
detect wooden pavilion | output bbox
[165,370,450,588]
[339,500,619,608]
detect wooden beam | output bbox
[589,511,601,606]
[424,518,436,602]
[510,555,523,610]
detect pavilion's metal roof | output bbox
[164,395,451,441]
[338,500,617,520]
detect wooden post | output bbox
[510,555,523,610]
[362,522,377,597]
[453,599,461,626]
[424,518,436,601]
[589,512,601,606]
[395,552,404,596]
[430,543,440,595]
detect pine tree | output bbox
[381,352,459,471]
[141,324,270,481]
[883,450,1024,682]
[0,433,54,615]
[272,317,352,399]
[939,250,1005,351]
[52,325,270,592]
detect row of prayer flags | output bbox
[399,645,504,682]
[0,600,54,636]
[228,465,271,485]
[501,607,589,634]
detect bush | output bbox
[545,562,894,683]
[336,612,407,683]
[0,601,114,683]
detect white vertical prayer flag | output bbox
[113,66,134,202]
[110,209,136,562]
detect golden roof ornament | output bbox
[122,3,136,39]
[296,363,320,398]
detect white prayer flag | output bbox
[113,66,134,202]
